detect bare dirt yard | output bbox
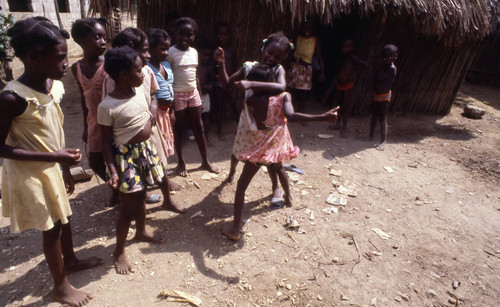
[1,66,499,306]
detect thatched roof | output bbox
[90,0,499,43]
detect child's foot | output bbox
[168,180,183,191]
[223,172,236,185]
[52,280,93,306]
[113,252,134,274]
[175,163,188,177]
[201,162,219,174]
[134,232,163,244]
[161,200,187,214]
[222,225,241,241]
[284,194,293,207]
[63,256,103,275]
[376,142,386,151]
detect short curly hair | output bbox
[8,17,70,58]
[175,17,198,34]
[104,46,138,81]
[112,27,147,50]
[146,28,171,48]
[71,18,107,45]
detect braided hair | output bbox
[262,31,293,53]
[8,17,69,58]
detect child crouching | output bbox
[98,46,179,274]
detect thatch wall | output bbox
[466,24,500,87]
[89,0,497,114]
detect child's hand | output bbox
[54,148,82,166]
[62,167,75,195]
[213,47,225,64]
[324,106,340,122]
[235,80,252,91]
[108,173,119,190]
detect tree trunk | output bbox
[80,0,86,19]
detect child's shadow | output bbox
[141,180,275,284]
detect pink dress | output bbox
[75,62,107,153]
[237,93,299,164]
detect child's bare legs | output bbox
[173,109,188,176]
[133,190,163,243]
[272,163,292,206]
[201,112,211,146]
[114,190,154,274]
[214,86,227,141]
[376,101,389,151]
[225,154,239,184]
[43,222,93,306]
[61,221,103,274]
[159,176,186,213]
[188,106,219,174]
[338,90,353,138]
[88,152,119,206]
[222,162,260,240]
[266,165,282,200]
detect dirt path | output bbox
[0,68,499,306]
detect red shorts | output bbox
[173,89,202,111]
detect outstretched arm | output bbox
[283,92,339,123]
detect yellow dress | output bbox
[1,80,72,233]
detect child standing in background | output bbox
[104,27,185,205]
[146,28,182,191]
[168,17,218,177]
[322,39,368,137]
[71,18,120,206]
[1,17,102,306]
[368,44,397,151]
[197,40,215,145]
[288,20,325,112]
[222,64,338,241]
[213,23,237,141]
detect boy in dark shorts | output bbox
[367,44,397,151]
[322,39,368,137]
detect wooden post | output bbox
[53,0,64,29]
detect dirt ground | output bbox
[0,63,499,307]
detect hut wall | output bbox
[136,0,481,115]
[466,27,500,87]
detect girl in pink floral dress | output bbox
[222,64,339,240]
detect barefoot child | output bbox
[167,17,218,176]
[98,46,181,274]
[215,32,292,203]
[146,28,183,191]
[222,64,339,240]
[105,27,185,209]
[368,44,397,151]
[0,17,102,306]
[71,18,120,206]
[322,39,368,137]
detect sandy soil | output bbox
[0,67,499,307]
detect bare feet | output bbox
[376,142,386,151]
[201,162,219,174]
[224,171,236,185]
[134,232,163,244]
[175,163,188,177]
[113,252,134,275]
[52,279,93,306]
[168,180,183,191]
[222,225,241,241]
[64,256,103,275]
[284,194,293,207]
[161,201,187,214]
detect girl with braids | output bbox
[214,31,293,206]
[0,17,102,306]
[221,64,339,240]
[70,18,119,206]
